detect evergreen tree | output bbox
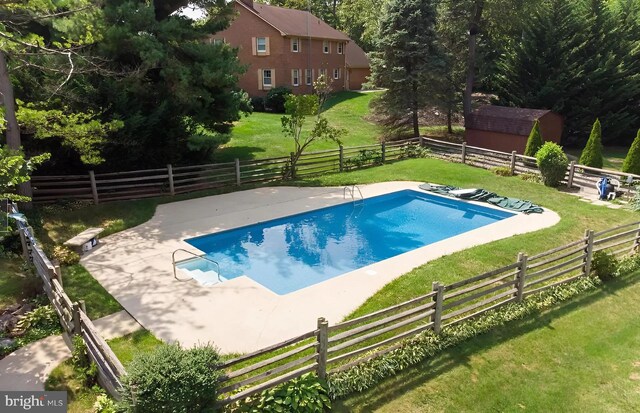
[622,129,640,175]
[579,119,604,168]
[524,120,543,157]
[370,0,443,138]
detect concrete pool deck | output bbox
[81,182,560,353]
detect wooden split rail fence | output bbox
[214,220,640,407]
[30,139,423,204]
[11,204,126,398]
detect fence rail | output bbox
[213,219,640,407]
[11,204,126,398]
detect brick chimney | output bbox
[239,0,254,8]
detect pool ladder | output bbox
[344,185,364,206]
[172,249,222,282]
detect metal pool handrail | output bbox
[172,249,222,282]
[343,185,363,205]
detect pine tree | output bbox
[622,129,640,175]
[370,0,443,138]
[524,120,543,157]
[579,119,604,168]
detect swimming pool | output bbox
[178,189,514,294]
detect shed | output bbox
[464,105,563,154]
[345,41,370,90]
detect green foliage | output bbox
[15,304,58,332]
[264,87,292,113]
[344,149,383,170]
[327,276,599,398]
[370,0,443,138]
[524,120,544,157]
[93,393,118,413]
[536,142,568,187]
[519,172,541,183]
[16,103,123,165]
[590,250,618,281]
[232,373,331,413]
[491,166,513,177]
[250,97,266,112]
[52,245,80,266]
[399,143,430,160]
[0,145,50,201]
[579,119,604,168]
[622,129,640,174]
[631,186,640,211]
[120,343,221,413]
[494,0,640,144]
[71,336,99,387]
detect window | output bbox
[263,69,272,88]
[323,40,329,54]
[257,37,267,53]
[333,68,340,79]
[291,38,299,52]
[292,69,300,86]
[305,69,312,85]
[319,68,327,79]
[337,42,343,54]
[212,38,224,45]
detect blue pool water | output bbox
[180,190,514,294]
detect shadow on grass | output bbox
[213,146,267,162]
[333,273,640,412]
[323,91,369,111]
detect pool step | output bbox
[178,268,226,286]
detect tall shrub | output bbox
[120,343,220,413]
[622,129,640,174]
[578,119,604,168]
[536,141,569,187]
[524,120,544,157]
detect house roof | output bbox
[465,105,553,136]
[345,41,370,69]
[237,0,350,41]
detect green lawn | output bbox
[335,271,640,412]
[214,91,383,162]
[567,146,629,171]
[0,257,37,308]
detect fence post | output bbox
[53,263,63,288]
[167,164,175,196]
[18,227,29,260]
[339,145,344,172]
[583,229,595,276]
[381,142,386,163]
[510,151,517,175]
[72,302,82,335]
[290,152,296,179]
[567,161,576,189]
[431,282,444,334]
[235,158,241,186]
[461,142,467,164]
[632,224,640,253]
[515,253,527,302]
[89,171,99,205]
[316,317,329,380]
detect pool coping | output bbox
[80,182,560,353]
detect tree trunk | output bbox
[447,108,453,134]
[463,0,485,120]
[0,50,21,149]
[412,81,420,138]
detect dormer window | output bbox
[323,40,330,54]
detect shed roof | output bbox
[237,0,350,41]
[345,41,370,69]
[465,105,553,136]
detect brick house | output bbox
[345,41,371,90]
[211,0,367,96]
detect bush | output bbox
[71,335,99,387]
[250,96,265,112]
[232,373,331,413]
[631,186,640,211]
[120,343,221,413]
[579,119,604,168]
[344,149,383,170]
[591,250,618,281]
[15,305,58,332]
[264,87,292,113]
[491,166,513,177]
[519,172,541,183]
[524,120,543,157]
[622,129,640,174]
[52,245,80,266]
[536,142,569,187]
[94,393,118,413]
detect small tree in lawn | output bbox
[622,129,640,175]
[524,120,544,157]
[281,76,344,179]
[0,146,49,202]
[579,119,604,168]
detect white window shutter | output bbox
[252,37,256,56]
[272,68,276,87]
[265,37,270,55]
[258,69,263,90]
